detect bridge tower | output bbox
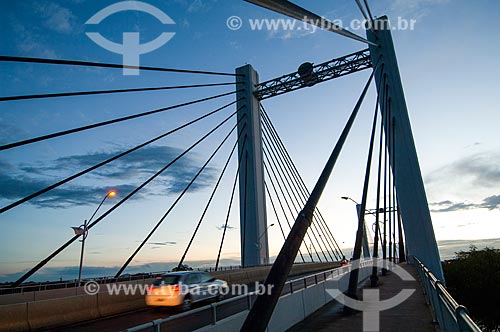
[367,16,444,281]
[235,64,269,267]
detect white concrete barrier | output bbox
[27,294,100,330]
[0,302,29,332]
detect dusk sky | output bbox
[1,0,499,282]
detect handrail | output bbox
[413,257,482,332]
[0,271,169,295]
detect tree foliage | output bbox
[172,264,193,272]
[442,245,500,331]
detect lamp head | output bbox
[107,190,117,198]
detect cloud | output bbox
[216,224,236,231]
[140,241,176,246]
[187,0,217,13]
[389,0,451,20]
[0,120,31,145]
[431,200,453,206]
[482,195,500,210]
[430,201,475,213]
[0,145,216,209]
[426,151,500,190]
[266,26,315,41]
[10,20,57,58]
[0,170,139,208]
[430,195,500,213]
[148,241,176,246]
[33,2,78,34]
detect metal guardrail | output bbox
[0,271,168,295]
[414,257,482,332]
[0,265,243,295]
[123,262,372,332]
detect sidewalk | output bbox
[287,263,437,332]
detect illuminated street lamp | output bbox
[256,223,274,264]
[72,189,116,286]
[258,223,275,243]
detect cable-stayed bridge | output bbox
[0,1,483,331]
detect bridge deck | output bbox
[287,263,437,332]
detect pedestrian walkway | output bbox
[287,263,437,332]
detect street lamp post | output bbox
[72,189,116,287]
[341,196,398,276]
[341,197,373,260]
[256,223,274,264]
[341,196,396,245]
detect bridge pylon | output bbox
[367,16,444,281]
[235,64,269,267]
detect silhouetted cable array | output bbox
[0,90,241,152]
[263,154,317,262]
[263,162,307,263]
[262,137,325,262]
[0,55,242,77]
[346,68,382,298]
[391,106,398,262]
[382,83,389,265]
[263,183,288,243]
[0,82,242,102]
[363,0,375,22]
[115,116,246,278]
[367,69,385,282]
[377,73,403,265]
[262,128,335,262]
[260,108,343,258]
[262,125,334,262]
[371,71,386,273]
[354,0,375,29]
[354,0,369,21]
[215,137,248,270]
[387,100,393,263]
[263,130,333,262]
[0,98,242,214]
[266,122,342,261]
[178,134,247,270]
[12,108,242,287]
[260,107,344,260]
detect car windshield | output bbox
[199,273,213,283]
[152,275,180,286]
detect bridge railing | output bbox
[0,265,243,296]
[413,257,482,332]
[0,272,167,295]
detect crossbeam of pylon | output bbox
[255,49,371,100]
